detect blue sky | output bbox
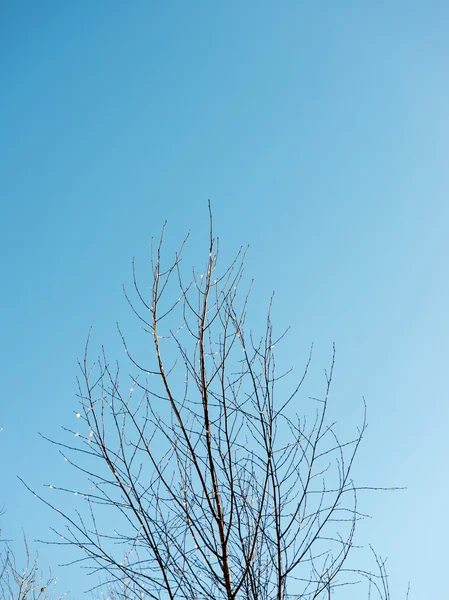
[1,1,448,598]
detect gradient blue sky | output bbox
[1,1,448,598]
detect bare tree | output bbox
[0,527,65,600]
[359,548,410,600]
[25,205,401,599]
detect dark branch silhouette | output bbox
[24,205,405,599]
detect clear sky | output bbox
[1,1,448,598]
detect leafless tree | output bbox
[359,547,411,600]
[25,205,402,599]
[0,526,65,600]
